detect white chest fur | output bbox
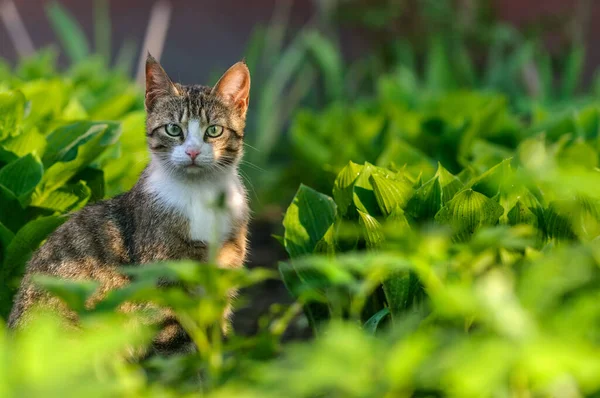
[145,166,245,244]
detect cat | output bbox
[8,54,251,354]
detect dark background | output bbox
[2,0,600,85]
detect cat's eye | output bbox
[165,123,182,137]
[205,125,224,138]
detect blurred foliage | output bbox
[1,0,600,396]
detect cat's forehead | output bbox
[150,85,225,119]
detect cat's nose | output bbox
[185,148,200,161]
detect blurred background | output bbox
[2,0,600,84]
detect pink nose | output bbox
[185,148,200,160]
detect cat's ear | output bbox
[145,53,179,110]
[212,61,251,117]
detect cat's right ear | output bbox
[145,53,179,110]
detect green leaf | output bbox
[34,122,120,202]
[283,185,337,258]
[0,90,26,141]
[363,307,390,335]
[2,215,68,281]
[33,275,99,315]
[469,158,513,198]
[358,210,384,249]
[435,189,504,241]
[383,270,420,316]
[353,163,381,216]
[436,162,463,204]
[406,176,442,221]
[333,161,363,217]
[507,200,539,228]
[0,221,14,262]
[0,185,27,233]
[46,2,90,63]
[370,172,414,215]
[39,180,91,212]
[0,127,47,160]
[0,154,44,204]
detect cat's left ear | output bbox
[145,53,179,110]
[212,61,251,117]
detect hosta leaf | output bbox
[353,163,381,216]
[333,161,363,217]
[358,210,384,249]
[2,215,68,281]
[35,122,120,201]
[387,206,411,231]
[39,180,91,212]
[0,90,26,141]
[406,176,442,221]
[383,270,420,316]
[0,185,27,233]
[469,158,513,198]
[436,162,463,203]
[283,185,337,258]
[74,167,105,202]
[507,200,538,228]
[0,154,43,204]
[544,201,577,241]
[0,221,14,262]
[0,127,47,160]
[370,173,414,215]
[435,189,504,241]
[363,307,390,335]
[557,139,598,169]
[42,121,120,167]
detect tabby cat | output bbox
[8,54,251,354]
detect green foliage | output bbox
[1,1,600,396]
[0,47,146,316]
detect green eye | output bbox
[165,123,182,137]
[205,125,224,138]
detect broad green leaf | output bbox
[353,163,381,216]
[363,307,390,335]
[469,158,513,198]
[383,270,420,316]
[38,180,91,212]
[283,185,337,258]
[435,189,504,241]
[0,90,26,141]
[0,154,43,204]
[73,167,104,201]
[370,172,414,215]
[2,215,68,281]
[32,275,98,315]
[557,139,598,169]
[34,122,120,201]
[507,200,538,228]
[333,161,363,217]
[0,127,47,160]
[0,185,27,233]
[358,210,384,249]
[436,162,463,203]
[406,176,442,221]
[387,206,411,231]
[0,221,14,262]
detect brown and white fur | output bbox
[8,54,251,354]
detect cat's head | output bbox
[144,54,250,179]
